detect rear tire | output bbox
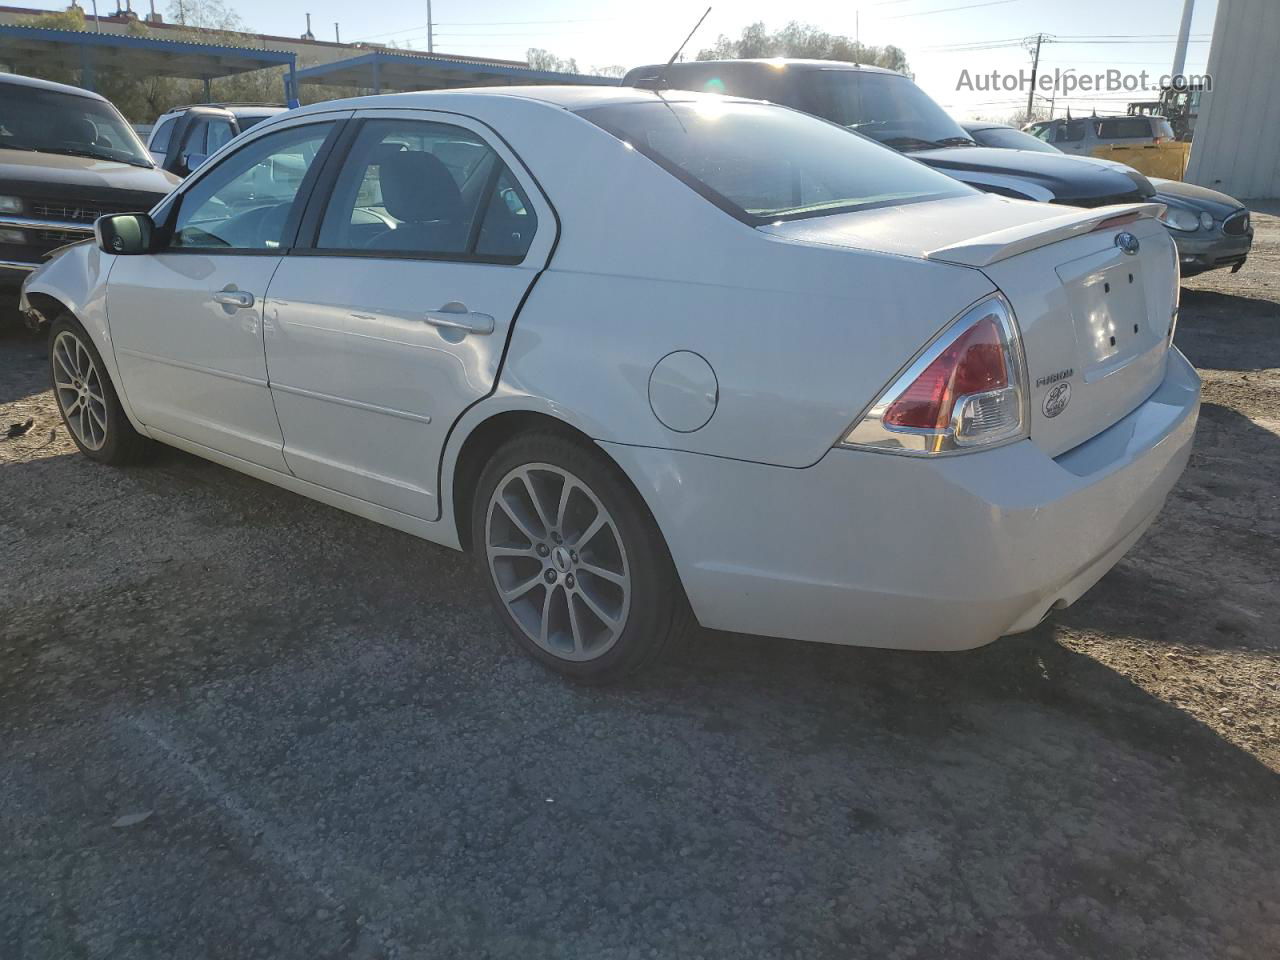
[48,312,153,465]
[472,430,688,684]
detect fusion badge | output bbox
[1042,381,1072,418]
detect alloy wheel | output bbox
[52,331,108,451]
[484,463,632,662]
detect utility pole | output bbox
[1171,0,1195,81]
[1025,33,1043,124]
[427,0,433,53]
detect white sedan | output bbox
[22,87,1200,683]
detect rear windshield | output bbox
[577,99,970,225]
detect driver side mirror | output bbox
[95,212,155,255]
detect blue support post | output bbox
[372,56,381,95]
[285,57,299,108]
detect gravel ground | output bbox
[1,214,1278,959]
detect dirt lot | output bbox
[2,214,1278,959]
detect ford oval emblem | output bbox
[1043,381,1072,419]
[1115,231,1140,256]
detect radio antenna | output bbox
[657,7,711,87]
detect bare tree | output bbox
[696,21,909,74]
[527,48,579,75]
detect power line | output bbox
[886,0,1020,18]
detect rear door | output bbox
[262,109,555,521]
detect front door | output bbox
[107,117,342,469]
[262,111,553,520]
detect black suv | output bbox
[0,73,179,316]
[622,59,1157,208]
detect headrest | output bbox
[59,117,99,145]
[379,151,464,224]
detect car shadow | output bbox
[2,418,1278,956]
[1176,288,1280,372]
[0,330,48,409]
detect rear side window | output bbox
[1097,117,1155,139]
[577,100,970,225]
[1056,121,1088,143]
[314,118,536,261]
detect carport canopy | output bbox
[0,24,297,100]
[294,49,616,95]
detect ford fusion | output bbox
[21,88,1200,683]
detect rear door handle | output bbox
[213,287,254,309]
[423,301,494,336]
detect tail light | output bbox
[841,294,1027,455]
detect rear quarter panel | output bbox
[474,99,996,467]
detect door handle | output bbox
[213,287,254,309]
[423,301,494,336]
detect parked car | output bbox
[1149,178,1252,276]
[148,103,287,175]
[963,122,1252,276]
[0,73,179,320]
[621,60,1157,207]
[1024,115,1176,156]
[22,87,1199,682]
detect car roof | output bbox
[628,58,902,78]
[285,85,754,116]
[0,71,108,102]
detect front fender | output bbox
[22,242,144,432]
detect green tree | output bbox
[696,21,909,75]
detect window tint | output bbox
[0,87,152,166]
[578,100,969,225]
[1056,120,1087,143]
[798,71,973,151]
[171,122,332,250]
[206,119,236,154]
[150,116,177,153]
[475,168,537,259]
[1097,117,1155,139]
[316,119,532,259]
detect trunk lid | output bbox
[762,196,1177,458]
[956,213,1177,457]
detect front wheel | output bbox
[48,313,153,465]
[473,431,688,683]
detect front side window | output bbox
[315,119,535,260]
[0,87,153,167]
[578,99,970,225]
[171,122,333,250]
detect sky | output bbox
[45,0,1220,121]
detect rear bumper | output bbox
[604,349,1200,650]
